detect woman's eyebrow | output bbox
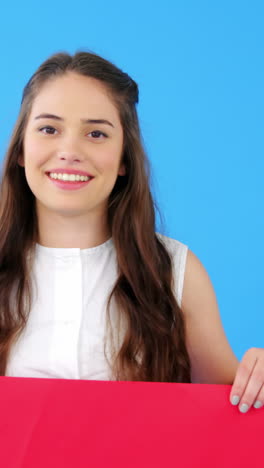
[34,113,115,128]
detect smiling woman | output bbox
[1,50,261,413]
[17,71,125,234]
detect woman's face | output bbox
[19,72,125,219]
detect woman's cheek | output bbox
[97,150,122,180]
[24,142,46,166]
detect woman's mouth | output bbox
[46,172,94,191]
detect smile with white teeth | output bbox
[49,173,92,182]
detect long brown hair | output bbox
[0,51,191,382]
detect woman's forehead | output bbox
[29,73,121,126]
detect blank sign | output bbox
[0,377,263,467]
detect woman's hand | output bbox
[230,347,264,413]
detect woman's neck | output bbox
[36,205,111,249]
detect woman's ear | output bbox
[17,154,24,167]
[118,162,126,176]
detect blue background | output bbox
[0,1,263,360]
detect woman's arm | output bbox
[181,249,239,384]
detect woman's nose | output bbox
[55,135,84,162]
[58,152,82,163]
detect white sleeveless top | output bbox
[5,233,188,380]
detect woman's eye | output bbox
[37,127,107,138]
[39,126,57,135]
[88,130,107,139]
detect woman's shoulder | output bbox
[155,232,188,258]
[155,232,188,307]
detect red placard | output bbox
[0,376,263,467]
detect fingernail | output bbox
[231,395,240,405]
[239,403,249,413]
[253,400,263,409]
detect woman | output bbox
[0,51,262,413]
